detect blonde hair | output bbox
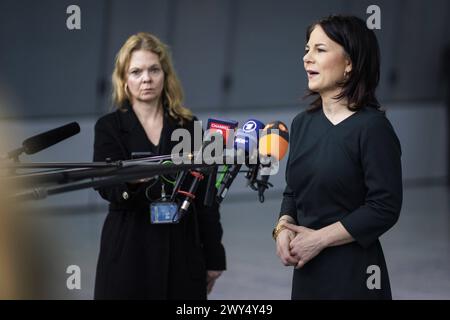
[112,32,193,124]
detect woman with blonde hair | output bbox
[93,32,226,299]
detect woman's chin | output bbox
[137,95,160,103]
[308,85,319,92]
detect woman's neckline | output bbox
[321,106,360,127]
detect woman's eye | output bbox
[317,48,325,52]
[131,70,140,75]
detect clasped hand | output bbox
[206,270,222,295]
[276,223,326,269]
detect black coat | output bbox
[280,106,402,299]
[93,106,226,299]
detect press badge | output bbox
[149,184,180,224]
[150,201,180,224]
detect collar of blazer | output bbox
[115,102,187,155]
[116,102,179,134]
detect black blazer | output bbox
[93,105,226,299]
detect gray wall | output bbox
[0,0,448,184]
[0,0,449,300]
[1,0,449,117]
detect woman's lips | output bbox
[307,71,319,79]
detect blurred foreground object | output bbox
[0,101,54,299]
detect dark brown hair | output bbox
[305,15,381,112]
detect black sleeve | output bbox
[189,115,226,271]
[195,180,226,271]
[279,116,299,222]
[279,184,298,222]
[340,115,403,248]
[93,117,147,205]
[174,117,225,270]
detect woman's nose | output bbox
[142,70,151,82]
[303,51,312,64]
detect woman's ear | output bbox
[345,58,352,74]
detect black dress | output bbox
[93,105,226,299]
[280,106,402,300]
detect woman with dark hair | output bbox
[273,15,402,299]
[93,32,226,299]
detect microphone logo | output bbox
[243,121,257,132]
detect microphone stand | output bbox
[4,167,121,186]
[2,153,195,186]
[1,152,194,169]
[3,151,265,202]
[3,162,121,169]
[7,162,213,201]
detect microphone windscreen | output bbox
[234,119,265,157]
[206,118,238,146]
[22,122,81,155]
[258,121,289,161]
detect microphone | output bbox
[235,119,264,162]
[255,121,289,202]
[203,118,239,206]
[176,132,215,212]
[206,118,239,148]
[176,118,239,214]
[216,119,265,203]
[203,164,218,207]
[6,122,81,160]
[258,121,289,161]
[178,170,205,216]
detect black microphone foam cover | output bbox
[22,122,81,155]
